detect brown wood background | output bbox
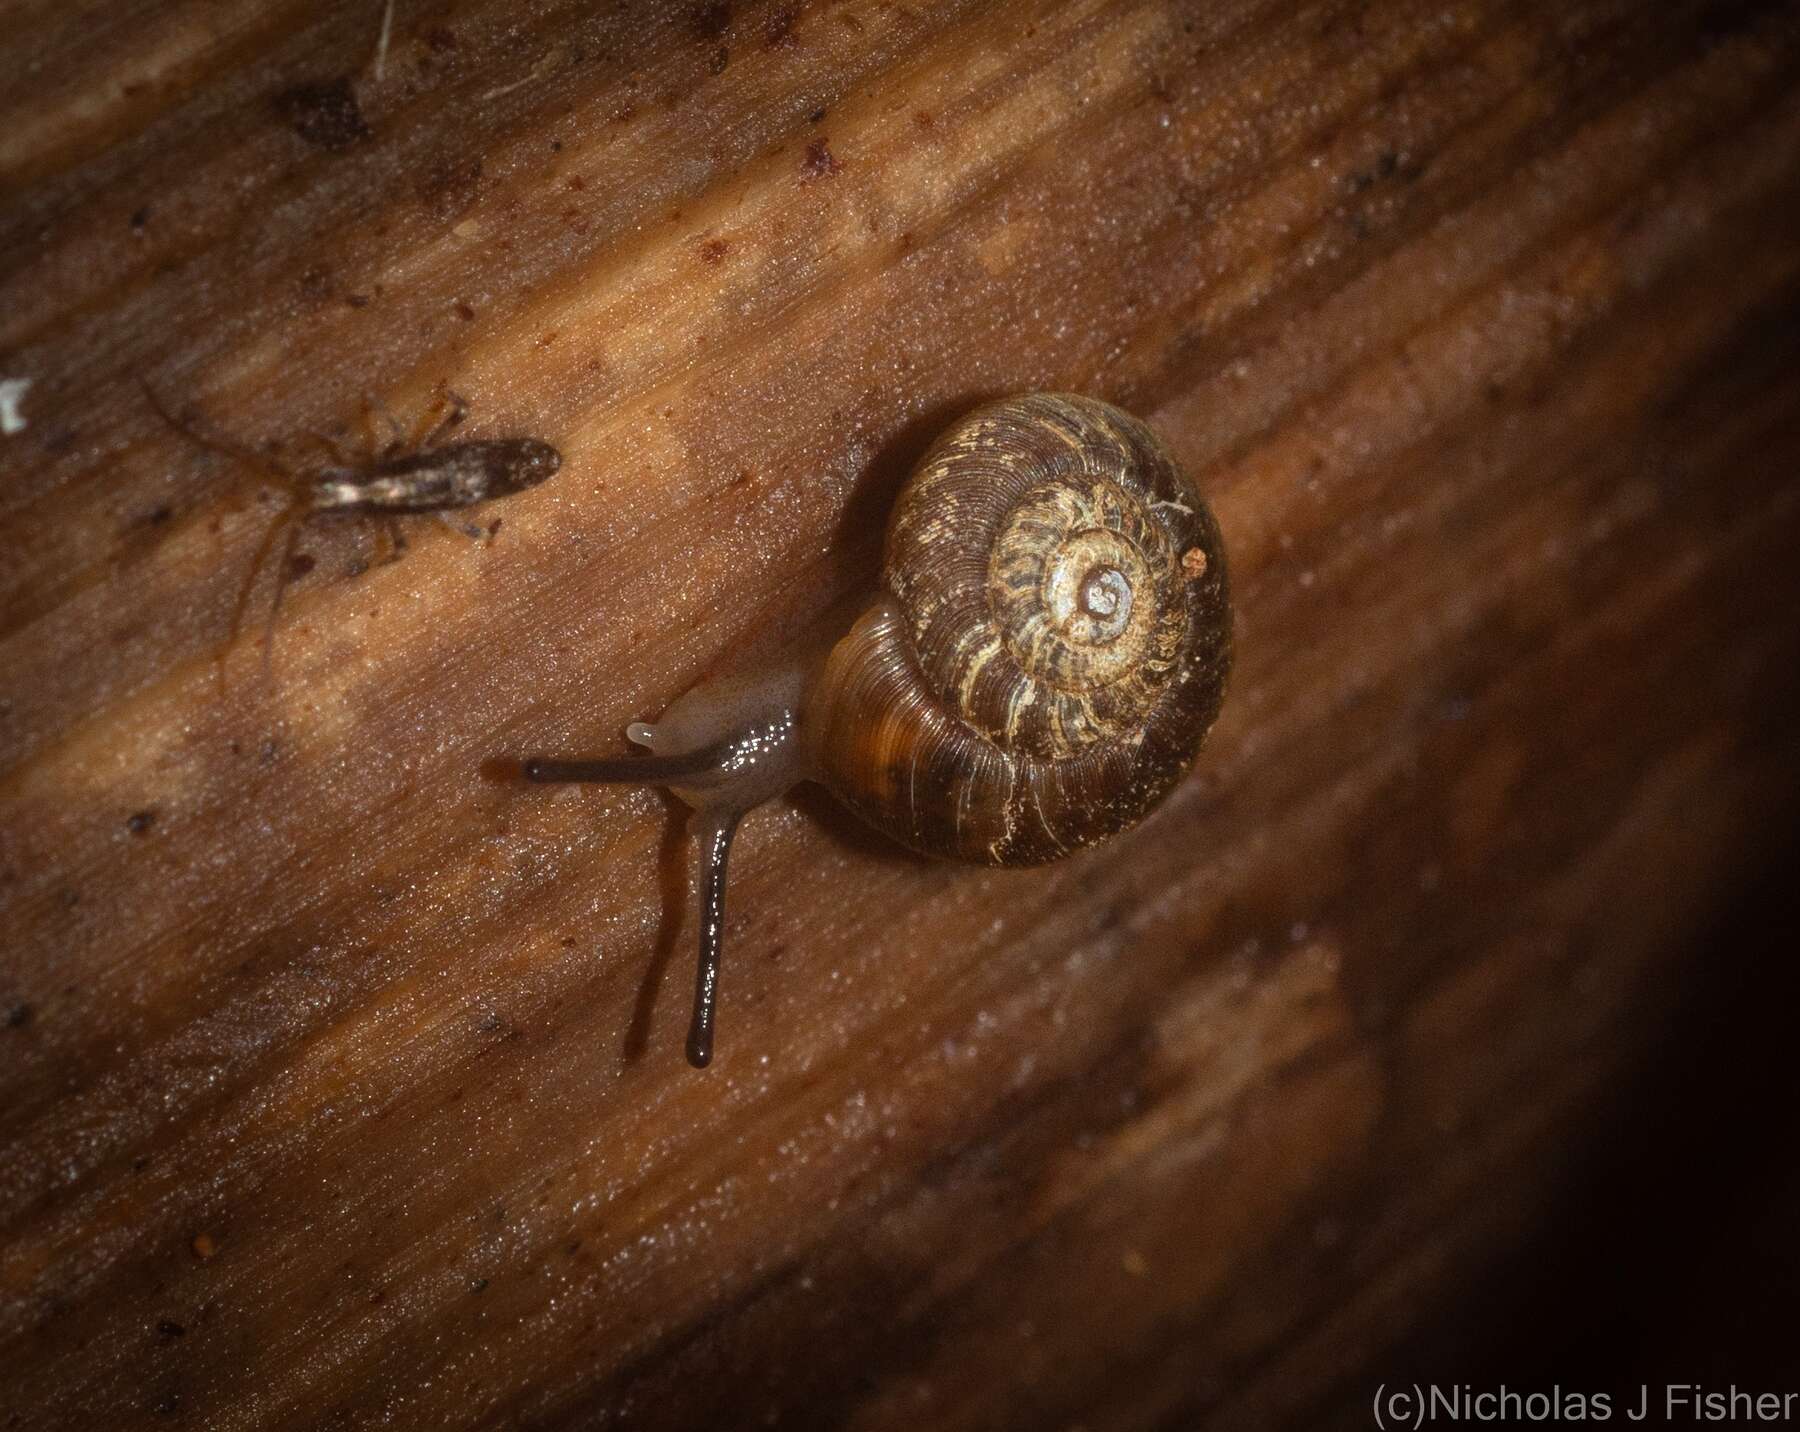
[4,0,1799,1426]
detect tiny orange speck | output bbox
[191,1233,217,1260]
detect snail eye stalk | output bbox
[520,743,733,786]
[521,744,744,1069]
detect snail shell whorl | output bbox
[807,394,1231,866]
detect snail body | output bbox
[523,394,1231,1067]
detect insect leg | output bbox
[141,379,300,486]
[259,518,306,682]
[294,430,358,468]
[433,512,488,543]
[363,391,407,458]
[221,502,302,692]
[418,390,470,450]
[372,516,408,565]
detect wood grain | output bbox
[2,0,1798,1426]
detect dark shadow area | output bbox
[1401,808,1800,1391]
[622,795,693,1067]
[826,392,999,565]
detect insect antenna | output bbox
[141,379,286,476]
[142,379,315,691]
[256,515,306,682]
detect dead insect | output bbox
[142,381,561,677]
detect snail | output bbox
[521,394,1231,1067]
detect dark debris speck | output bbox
[1349,147,1401,193]
[417,156,483,220]
[273,77,371,151]
[126,810,157,836]
[692,2,730,40]
[800,137,840,181]
[5,1004,32,1030]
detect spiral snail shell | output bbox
[521,394,1231,1067]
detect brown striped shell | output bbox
[803,393,1231,865]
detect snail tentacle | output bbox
[521,659,814,1069]
[521,743,735,786]
[685,808,741,1069]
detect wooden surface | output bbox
[3,0,1800,1426]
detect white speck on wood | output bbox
[0,377,31,434]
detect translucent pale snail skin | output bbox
[522,394,1233,1068]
